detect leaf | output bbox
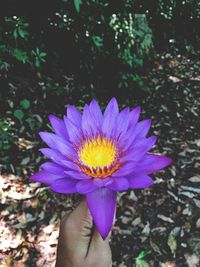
[20,157,30,165]
[195,139,200,148]
[135,251,151,267]
[13,29,18,39]
[14,109,24,121]
[20,99,30,109]
[40,52,47,58]
[92,36,103,47]
[12,48,29,64]
[74,0,81,13]
[18,28,29,39]
[167,234,177,254]
[136,260,151,267]
[136,250,151,261]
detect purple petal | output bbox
[40,148,66,162]
[122,136,157,162]
[59,160,79,171]
[115,137,157,177]
[66,105,82,126]
[104,98,119,117]
[113,107,130,138]
[40,148,78,170]
[76,180,98,194]
[30,170,65,185]
[134,119,151,138]
[48,115,68,140]
[64,116,82,143]
[39,132,76,158]
[64,170,90,180]
[51,178,77,193]
[89,99,103,128]
[102,98,119,138]
[107,177,129,191]
[86,188,117,239]
[82,104,98,137]
[134,154,172,174]
[128,106,141,129]
[128,174,154,188]
[112,161,137,177]
[120,119,152,151]
[93,177,113,187]
[41,162,66,175]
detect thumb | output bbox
[69,200,94,239]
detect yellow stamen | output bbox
[78,136,120,178]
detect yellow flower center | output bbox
[78,136,120,178]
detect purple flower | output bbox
[30,98,172,239]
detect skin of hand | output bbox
[55,201,112,267]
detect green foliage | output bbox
[0,16,46,73]
[92,36,103,48]
[135,250,151,267]
[31,48,46,68]
[51,2,154,90]
[0,0,199,91]
[14,109,25,121]
[12,48,29,64]
[119,73,145,90]
[0,61,11,71]
[74,0,82,13]
[20,99,31,110]
[6,17,29,40]
[0,119,12,151]
[110,14,153,68]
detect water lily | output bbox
[30,98,172,238]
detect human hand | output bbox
[55,201,112,267]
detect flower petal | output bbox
[104,97,119,117]
[89,99,103,128]
[120,119,152,151]
[64,116,82,143]
[48,115,68,140]
[30,170,65,185]
[128,106,141,129]
[107,177,129,191]
[102,97,119,138]
[113,107,130,138]
[135,119,151,138]
[134,154,172,174]
[41,162,65,175]
[51,178,77,193]
[66,105,82,126]
[82,104,98,137]
[128,174,154,188]
[122,136,157,162]
[64,170,90,180]
[40,148,66,162]
[93,177,113,187]
[59,160,79,170]
[76,180,98,194]
[39,132,76,158]
[86,188,117,239]
[40,148,78,170]
[112,161,137,177]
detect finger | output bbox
[87,228,112,266]
[68,200,93,238]
[57,200,94,260]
